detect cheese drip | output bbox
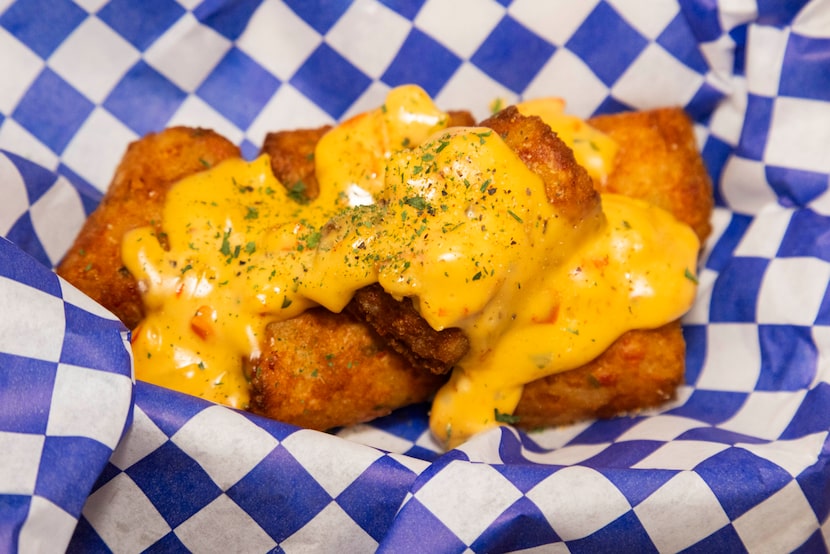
[123,85,699,449]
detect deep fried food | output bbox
[333,107,603,379]
[247,308,446,431]
[345,284,469,375]
[57,125,450,428]
[480,106,601,226]
[516,322,685,429]
[57,127,240,329]
[513,107,712,430]
[589,108,713,243]
[262,125,329,201]
[56,93,711,441]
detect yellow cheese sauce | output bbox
[122,85,699,448]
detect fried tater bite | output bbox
[481,106,602,226]
[261,125,330,201]
[345,284,469,375]
[339,109,603,374]
[514,108,713,429]
[57,127,241,329]
[589,108,713,243]
[247,308,447,431]
[516,322,685,429]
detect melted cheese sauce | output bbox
[123,85,699,448]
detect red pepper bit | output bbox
[591,256,609,270]
[191,305,217,339]
[532,303,559,324]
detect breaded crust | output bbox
[516,322,685,429]
[481,106,602,226]
[589,108,713,243]
[247,308,447,431]
[345,284,469,375]
[262,125,330,201]
[56,127,240,329]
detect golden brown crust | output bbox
[515,322,685,429]
[345,284,469,375]
[481,106,602,226]
[261,125,330,201]
[56,127,241,328]
[247,308,447,431]
[589,107,713,243]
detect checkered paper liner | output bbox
[1,0,829,551]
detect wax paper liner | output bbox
[1,0,829,552]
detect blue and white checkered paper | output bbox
[1,0,829,551]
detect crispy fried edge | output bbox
[56,127,241,329]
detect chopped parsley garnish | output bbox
[404,196,428,210]
[287,181,308,204]
[684,267,699,284]
[494,409,520,424]
[304,230,322,249]
[220,229,232,256]
[507,209,523,223]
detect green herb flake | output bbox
[281,296,292,309]
[494,409,520,424]
[305,230,322,249]
[245,206,259,220]
[490,98,504,115]
[475,130,492,144]
[288,181,308,204]
[404,196,428,210]
[684,267,699,284]
[220,229,232,256]
[245,241,256,254]
[507,209,523,223]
